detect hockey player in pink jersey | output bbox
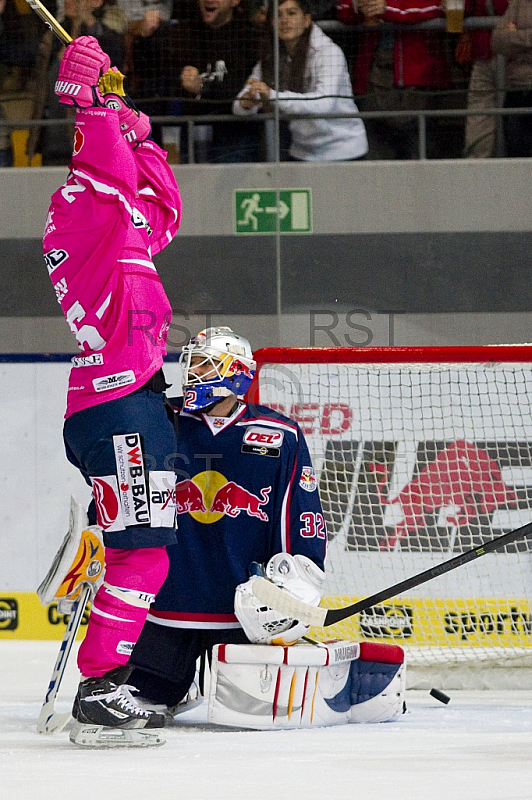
[42,36,181,747]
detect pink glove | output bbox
[104,94,151,148]
[55,36,111,108]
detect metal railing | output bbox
[1,16,526,164]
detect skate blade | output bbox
[70,721,165,748]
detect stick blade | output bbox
[251,577,327,627]
[37,709,71,734]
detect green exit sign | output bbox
[234,189,312,234]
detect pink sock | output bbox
[78,546,169,678]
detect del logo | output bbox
[300,467,317,492]
[359,605,413,639]
[175,471,271,524]
[0,598,18,631]
[242,426,283,457]
[73,126,84,155]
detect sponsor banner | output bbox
[149,471,176,528]
[113,433,150,527]
[3,592,530,644]
[0,593,90,640]
[311,596,532,648]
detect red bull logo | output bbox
[175,479,207,514]
[174,472,270,523]
[228,359,254,380]
[210,482,270,521]
[371,440,518,550]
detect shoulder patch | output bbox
[300,466,317,492]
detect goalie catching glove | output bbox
[37,497,104,613]
[234,553,324,645]
[98,67,151,148]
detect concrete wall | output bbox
[1,160,531,350]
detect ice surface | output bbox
[2,641,532,800]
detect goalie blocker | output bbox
[209,640,405,729]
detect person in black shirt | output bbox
[132,0,262,162]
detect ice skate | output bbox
[70,666,166,748]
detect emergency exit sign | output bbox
[234,189,312,234]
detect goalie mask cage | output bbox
[250,345,532,689]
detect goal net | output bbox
[251,346,532,688]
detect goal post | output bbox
[249,345,532,688]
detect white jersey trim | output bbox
[117,258,157,272]
[90,605,135,624]
[71,167,133,218]
[147,614,242,630]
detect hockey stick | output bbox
[36,584,91,734]
[252,520,532,628]
[25,0,72,44]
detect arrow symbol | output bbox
[264,200,289,220]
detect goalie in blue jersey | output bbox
[128,327,406,729]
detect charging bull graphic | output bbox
[174,475,271,522]
[209,483,271,521]
[370,440,518,550]
[175,479,207,514]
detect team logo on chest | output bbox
[241,426,283,457]
[175,471,271,523]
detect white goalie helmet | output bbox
[234,554,325,646]
[179,326,256,412]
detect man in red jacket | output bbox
[337,0,450,158]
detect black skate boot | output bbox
[70,666,166,748]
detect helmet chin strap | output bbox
[203,396,240,417]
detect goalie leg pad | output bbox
[208,641,406,729]
[348,642,406,723]
[77,546,169,677]
[37,497,104,612]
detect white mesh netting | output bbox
[256,352,532,684]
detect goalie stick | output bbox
[36,584,91,734]
[25,0,72,44]
[252,519,532,628]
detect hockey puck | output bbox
[430,688,450,704]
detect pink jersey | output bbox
[43,107,181,418]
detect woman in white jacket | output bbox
[233,0,368,161]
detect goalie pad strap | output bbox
[208,641,405,729]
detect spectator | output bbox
[491,0,532,156]
[233,0,368,161]
[460,0,508,158]
[337,0,451,159]
[39,0,126,165]
[132,0,262,162]
[0,0,38,91]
